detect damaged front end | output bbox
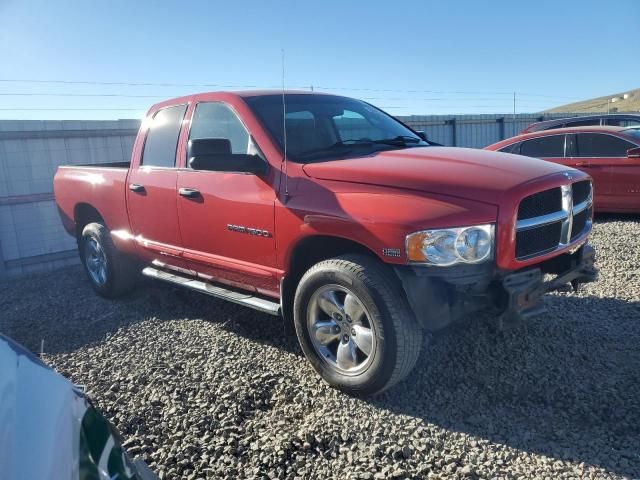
[395,244,598,331]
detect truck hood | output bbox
[302,147,570,204]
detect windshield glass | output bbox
[244,94,429,162]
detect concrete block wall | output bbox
[0,119,139,277]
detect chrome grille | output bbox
[515,180,593,260]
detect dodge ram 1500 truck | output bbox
[54,91,598,395]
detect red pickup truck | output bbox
[54,91,597,395]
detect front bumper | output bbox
[395,243,597,331]
[499,244,597,323]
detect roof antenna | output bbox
[281,48,289,201]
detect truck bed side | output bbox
[53,165,132,244]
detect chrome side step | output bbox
[141,266,281,316]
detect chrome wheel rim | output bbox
[84,237,108,286]
[307,284,377,376]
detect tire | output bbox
[79,222,138,298]
[293,254,423,395]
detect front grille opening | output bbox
[572,180,591,205]
[571,206,592,241]
[516,222,562,259]
[517,188,562,221]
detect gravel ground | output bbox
[2,215,639,480]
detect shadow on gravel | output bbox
[0,265,296,357]
[371,294,640,478]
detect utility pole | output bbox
[513,91,516,135]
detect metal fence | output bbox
[0,112,596,278]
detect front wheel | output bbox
[293,254,423,395]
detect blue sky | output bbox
[0,0,638,120]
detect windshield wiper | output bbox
[295,136,424,161]
[337,136,422,147]
[370,135,423,146]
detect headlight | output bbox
[406,224,494,266]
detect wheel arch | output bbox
[74,203,106,241]
[280,234,386,332]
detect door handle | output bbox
[178,187,201,199]
[129,183,145,193]
[574,162,590,167]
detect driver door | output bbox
[176,102,278,295]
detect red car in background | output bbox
[486,126,640,213]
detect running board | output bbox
[141,266,281,316]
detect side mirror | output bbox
[187,138,267,174]
[627,147,640,158]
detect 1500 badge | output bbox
[227,224,272,237]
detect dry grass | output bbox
[545,88,640,113]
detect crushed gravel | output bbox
[1,215,639,479]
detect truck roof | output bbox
[146,90,338,115]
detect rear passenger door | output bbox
[574,133,639,210]
[127,104,189,268]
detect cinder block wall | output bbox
[0,120,140,277]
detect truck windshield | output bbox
[244,94,429,162]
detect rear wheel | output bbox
[293,254,423,395]
[80,222,138,298]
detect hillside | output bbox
[545,88,640,113]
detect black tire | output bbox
[79,222,138,298]
[293,254,423,395]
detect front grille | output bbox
[517,188,562,220]
[572,180,591,205]
[571,206,591,241]
[516,222,562,259]
[515,180,592,260]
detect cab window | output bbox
[189,102,250,154]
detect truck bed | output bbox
[67,161,130,168]
[53,163,131,238]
